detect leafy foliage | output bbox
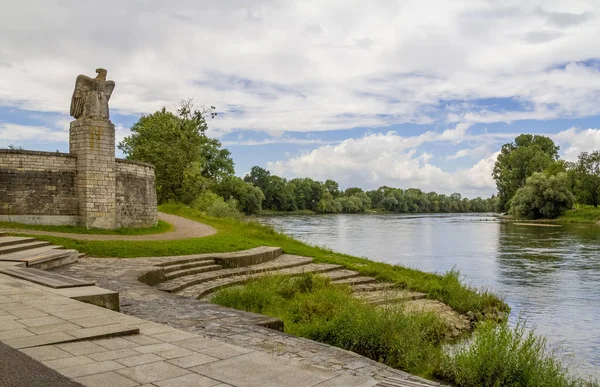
[509,172,574,219]
[493,134,560,212]
[118,101,234,204]
[571,151,600,207]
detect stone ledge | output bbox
[0,149,75,158]
[115,158,155,169]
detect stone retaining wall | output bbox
[116,159,158,228]
[0,150,79,225]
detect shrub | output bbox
[437,319,581,387]
[190,190,222,211]
[509,172,575,219]
[206,199,242,219]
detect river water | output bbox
[255,213,600,377]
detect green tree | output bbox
[509,172,574,219]
[324,180,341,198]
[118,101,234,204]
[215,175,265,214]
[493,134,560,212]
[572,151,600,207]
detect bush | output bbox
[190,190,222,212]
[437,319,581,387]
[206,199,242,219]
[509,172,574,219]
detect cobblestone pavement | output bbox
[0,212,216,241]
[53,257,441,385]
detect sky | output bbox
[1,0,600,198]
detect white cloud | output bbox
[554,127,600,161]
[0,1,599,136]
[267,131,498,197]
[447,144,491,160]
[0,123,66,146]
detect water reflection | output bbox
[256,214,600,377]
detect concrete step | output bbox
[0,267,95,288]
[319,269,360,281]
[157,254,314,293]
[355,290,427,305]
[154,246,283,269]
[0,246,67,262]
[164,264,222,281]
[352,282,397,292]
[0,240,53,255]
[162,259,217,273]
[0,236,37,248]
[331,276,377,286]
[187,263,344,299]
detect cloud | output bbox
[0,1,599,136]
[554,127,600,161]
[447,144,491,160]
[0,123,67,146]
[267,131,498,197]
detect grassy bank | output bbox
[11,203,506,318]
[501,206,600,224]
[0,220,173,235]
[213,274,590,386]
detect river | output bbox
[255,213,600,377]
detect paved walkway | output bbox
[0,212,217,241]
[0,273,379,387]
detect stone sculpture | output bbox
[70,68,115,121]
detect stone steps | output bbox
[320,269,360,281]
[164,264,222,281]
[162,259,216,273]
[157,254,314,293]
[0,267,96,288]
[355,290,427,305]
[190,263,344,299]
[351,282,397,292]
[331,276,377,285]
[0,240,53,255]
[0,236,37,248]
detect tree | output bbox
[118,101,234,204]
[214,175,265,214]
[493,134,560,212]
[509,172,574,219]
[572,151,600,207]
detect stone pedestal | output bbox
[69,119,117,229]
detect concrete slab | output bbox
[167,352,219,368]
[116,353,164,367]
[58,360,125,378]
[21,345,73,361]
[73,371,139,387]
[43,355,96,369]
[115,361,191,384]
[191,351,337,387]
[154,373,222,387]
[196,343,254,359]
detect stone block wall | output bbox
[0,150,79,225]
[115,159,158,228]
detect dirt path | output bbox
[0,212,217,241]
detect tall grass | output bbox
[212,273,448,377]
[437,319,593,387]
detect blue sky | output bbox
[1,0,600,198]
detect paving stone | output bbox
[0,319,27,331]
[156,347,195,359]
[312,374,379,386]
[28,322,82,335]
[124,335,162,346]
[0,328,34,340]
[57,341,108,356]
[154,373,222,387]
[43,355,96,369]
[58,360,125,378]
[73,371,140,387]
[197,343,254,359]
[116,353,164,367]
[190,351,334,387]
[167,352,219,368]
[10,308,50,319]
[116,361,191,384]
[94,337,140,350]
[66,324,139,339]
[17,315,66,327]
[88,348,141,361]
[20,345,73,361]
[136,322,174,335]
[4,332,76,349]
[151,329,197,342]
[71,315,140,328]
[174,337,220,351]
[0,302,32,311]
[134,342,179,354]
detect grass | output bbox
[212,273,449,378]
[437,319,595,387]
[213,274,592,386]
[10,203,507,318]
[0,219,173,235]
[557,206,600,223]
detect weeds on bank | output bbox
[0,219,172,235]
[557,206,600,223]
[212,274,448,377]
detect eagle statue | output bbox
[70,68,115,121]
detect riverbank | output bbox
[499,207,600,224]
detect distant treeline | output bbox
[244,166,497,214]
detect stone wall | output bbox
[115,159,158,228]
[0,150,79,225]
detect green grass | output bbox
[11,203,507,317]
[212,273,449,378]
[0,220,173,235]
[557,206,600,223]
[437,319,595,387]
